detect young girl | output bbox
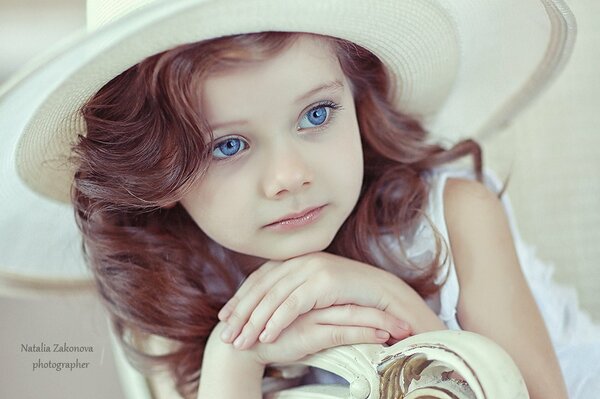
[5,0,599,398]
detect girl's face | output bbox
[180,35,364,260]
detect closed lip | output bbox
[264,205,326,227]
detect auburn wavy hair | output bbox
[71,32,483,398]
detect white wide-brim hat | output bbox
[0,0,576,284]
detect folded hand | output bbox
[217,252,419,350]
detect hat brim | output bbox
[3,0,575,204]
[0,0,576,281]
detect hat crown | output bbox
[87,0,157,31]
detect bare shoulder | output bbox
[444,175,520,276]
[443,177,502,214]
[442,177,508,243]
[441,176,521,318]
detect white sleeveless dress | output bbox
[301,166,600,398]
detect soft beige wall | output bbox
[484,0,600,321]
[0,292,127,399]
[0,2,128,398]
[0,0,85,82]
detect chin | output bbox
[266,236,335,261]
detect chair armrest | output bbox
[267,330,529,399]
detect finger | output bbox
[304,305,411,340]
[307,325,391,353]
[261,301,411,346]
[220,262,291,343]
[233,273,308,350]
[219,260,280,327]
[259,283,323,344]
[218,260,279,321]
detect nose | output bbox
[261,146,313,199]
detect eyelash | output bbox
[211,100,343,161]
[297,100,343,133]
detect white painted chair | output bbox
[264,330,528,399]
[107,327,528,399]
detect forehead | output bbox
[201,35,344,123]
[209,33,340,79]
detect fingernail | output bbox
[220,326,233,342]
[218,306,231,321]
[233,336,246,349]
[259,331,271,343]
[397,320,411,331]
[375,330,390,340]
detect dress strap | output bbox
[425,168,461,329]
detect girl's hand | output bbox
[229,304,407,365]
[218,252,434,350]
[200,305,408,398]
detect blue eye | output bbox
[298,102,340,129]
[212,137,248,159]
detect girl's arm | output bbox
[443,178,568,399]
[197,322,265,399]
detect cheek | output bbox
[327,114,364,186]
[181,173,254,240]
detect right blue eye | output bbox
[297,100,341,131]
[299,105,329,128]
[212,137,248,159]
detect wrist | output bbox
[206,322,265,370]
[199,322,266,398]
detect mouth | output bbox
[264,205,327,231]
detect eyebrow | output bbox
[294,80,344,104]
[209,80,345,131]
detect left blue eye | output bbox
[298,104,332,129]
[212,137,248,159]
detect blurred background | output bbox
[0,1,128,398]
[0,0,598,398]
